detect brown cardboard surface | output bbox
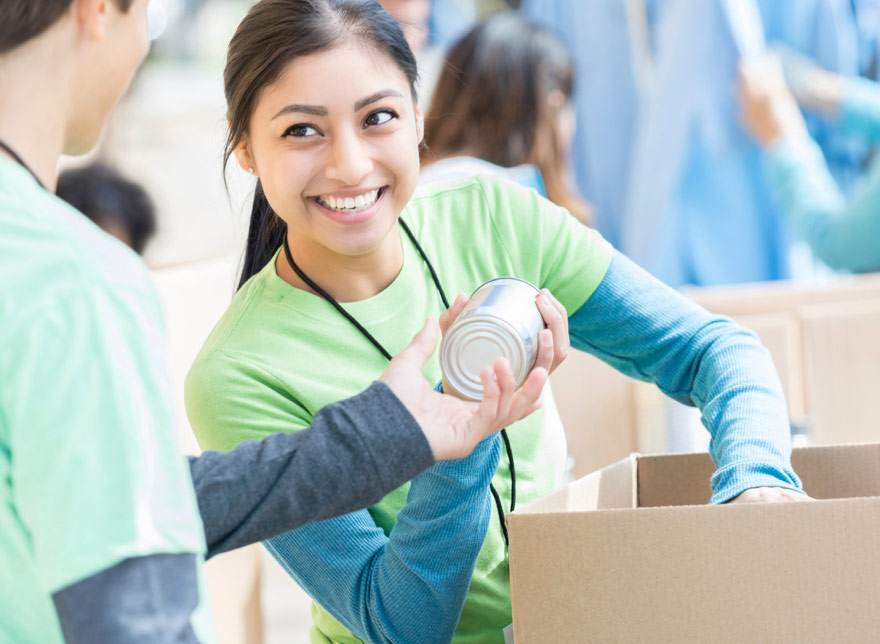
[637,452,715,507]
[684,272,880,316]
[525,455,637,514]
[508,443,880,643]
[800,301,880,445]
[791,442,880,498]
[550,350,638,479]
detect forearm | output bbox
[53,554,204,644]
[191,382,435,558]
[265,433,501,644]
[765,138,880,272]
[568,252,802,503]
[837,77,880,141]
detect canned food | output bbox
[440,277,545,400]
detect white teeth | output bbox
[319,189,381,213]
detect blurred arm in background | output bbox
[740,53,880,273]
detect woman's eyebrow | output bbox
[270,89,403,120]
[354,89,403,111]
[272,104,328,119]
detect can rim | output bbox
[468,276,540,297]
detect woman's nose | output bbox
[325,129,373,185]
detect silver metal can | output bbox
[440,277,544,400]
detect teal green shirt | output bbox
[0,159,213,644]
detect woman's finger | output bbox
[533,329,554,373]
[537,290,569,372]
[505,366,547,423]
[476,367,501,433]
[492,357,516,421]
[439,293,468,337]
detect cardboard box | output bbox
[683,272,880,317]
[550,351,639,479]
[508,443,880,643]
[799,301,880,446]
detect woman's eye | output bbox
[364,109,398,128]
[283,124,318,138]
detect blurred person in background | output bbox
[522,0,870,287]
[378,0,478,105]
[376,0,431,51]
[740,53,880,273]
[0,1,545,642]
[57,161,157,255]
[420,12,592,225]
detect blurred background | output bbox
[71,0,880,642]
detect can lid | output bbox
[440,316,527,401]
[470,276,540,297]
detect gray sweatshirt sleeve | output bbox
[191,381,435,558]
[53,553,202,644]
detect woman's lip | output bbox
[311,187,386,225]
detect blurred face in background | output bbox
[377,0,431,52]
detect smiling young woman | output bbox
[234,40,424,301]
[185,1,809,643]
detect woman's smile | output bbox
[311,186,387,225]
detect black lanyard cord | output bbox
[0,139,46,190]
[281,216,517,545]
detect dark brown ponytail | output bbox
[238,182,287,289]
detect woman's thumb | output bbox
[395,318,440,368]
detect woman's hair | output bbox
[225,0,418,289]
[422,12,591,224]
[0,0,134,54]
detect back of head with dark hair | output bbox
[223,0,418,289]
[0,0,134,54]
[56,162,157,255]
[422,12,590,224]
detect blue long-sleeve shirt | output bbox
[265,250,802,644]
[764,77,880,273]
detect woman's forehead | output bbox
[257,42,411,110]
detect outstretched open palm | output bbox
[379,317,550,460]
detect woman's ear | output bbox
[233,135,257,176]
[414,104,425,145]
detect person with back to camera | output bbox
[740,53,880,273]
[0,1,549,642]
[419,11,592,225]
[184,2,812,643]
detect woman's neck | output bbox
[276,227,405,303]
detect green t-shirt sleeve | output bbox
[474,175,613,314]
[185,350,313,454]
[3,286,205,593]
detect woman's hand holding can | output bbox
[535,288,569,375]
[438,285,567,400]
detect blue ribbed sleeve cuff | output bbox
[709,461,805,504]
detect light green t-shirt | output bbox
[186,175,612,643]
[0,159,213,644]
